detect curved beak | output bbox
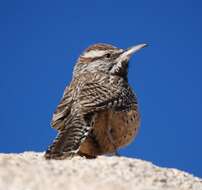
[119,43,148,61]
[111,43,148,75]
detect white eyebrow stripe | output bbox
[82,50,106,58]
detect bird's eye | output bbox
[105,53,111,58]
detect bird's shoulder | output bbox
[71,72,136,112]
[73,72,128,89]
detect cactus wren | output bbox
[45,43,147,159]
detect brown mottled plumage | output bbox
[45,43,147,159]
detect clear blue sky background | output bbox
[0,0,202,177]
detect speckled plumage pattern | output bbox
[45,43,146,159]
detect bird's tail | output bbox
[44,113,93,159]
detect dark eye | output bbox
[105,53,111,58]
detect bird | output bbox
[44,43,147,159]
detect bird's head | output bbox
[73,43,147,80]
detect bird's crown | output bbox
[78,43,123,63]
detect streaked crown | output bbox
[78,43,123,63]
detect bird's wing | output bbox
[78,74,137,113]
[51,85,73,131]
[45,74,137,159]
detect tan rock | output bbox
[0,152,201,190]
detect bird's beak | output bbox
[111,43,148,74]
[120,43,148,61]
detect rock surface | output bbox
[0,152,201,190]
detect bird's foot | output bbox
[44,150,77,160]
[78,151,97,159]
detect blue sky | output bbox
[0,0,202,177]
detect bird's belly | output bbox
[79,107,140,156]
